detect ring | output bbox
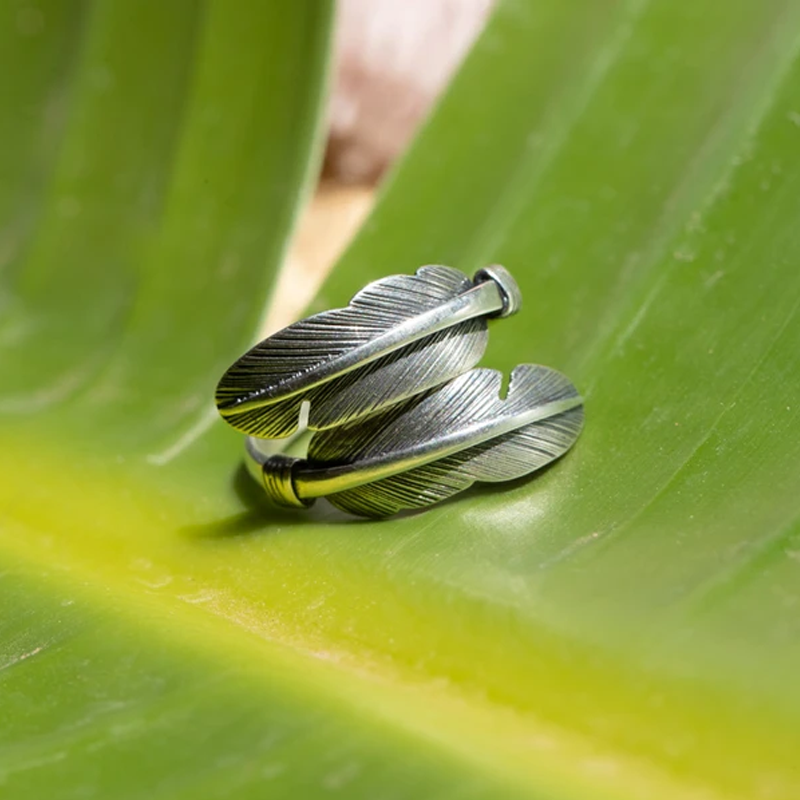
[216,264,583,517]
[216,264,522,438]
[244,364,584,518]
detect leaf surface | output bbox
[3,1,800,798]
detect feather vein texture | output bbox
[216,266,491,438]
[305,365,583,517]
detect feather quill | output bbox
[216,265,518,438]
[286,364,583,517]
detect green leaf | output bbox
[3,1,800,798]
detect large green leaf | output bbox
[3,1,800,798]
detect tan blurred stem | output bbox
[262,182,374,336]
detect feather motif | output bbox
[293,364,583,517]
[216,265,514,438]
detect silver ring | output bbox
[216,265,583,518]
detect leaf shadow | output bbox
[181,454,566,542]
[180,463,354,541]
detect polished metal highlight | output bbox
[216,265,521,439]
[245,364,584,518]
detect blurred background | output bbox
[272,0,496,331]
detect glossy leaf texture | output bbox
[3,1,800,799]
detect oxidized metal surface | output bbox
[216,264,521,438]
[217,264,584,518]
[245,364,583,518]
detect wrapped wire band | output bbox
[245,446,312,510]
